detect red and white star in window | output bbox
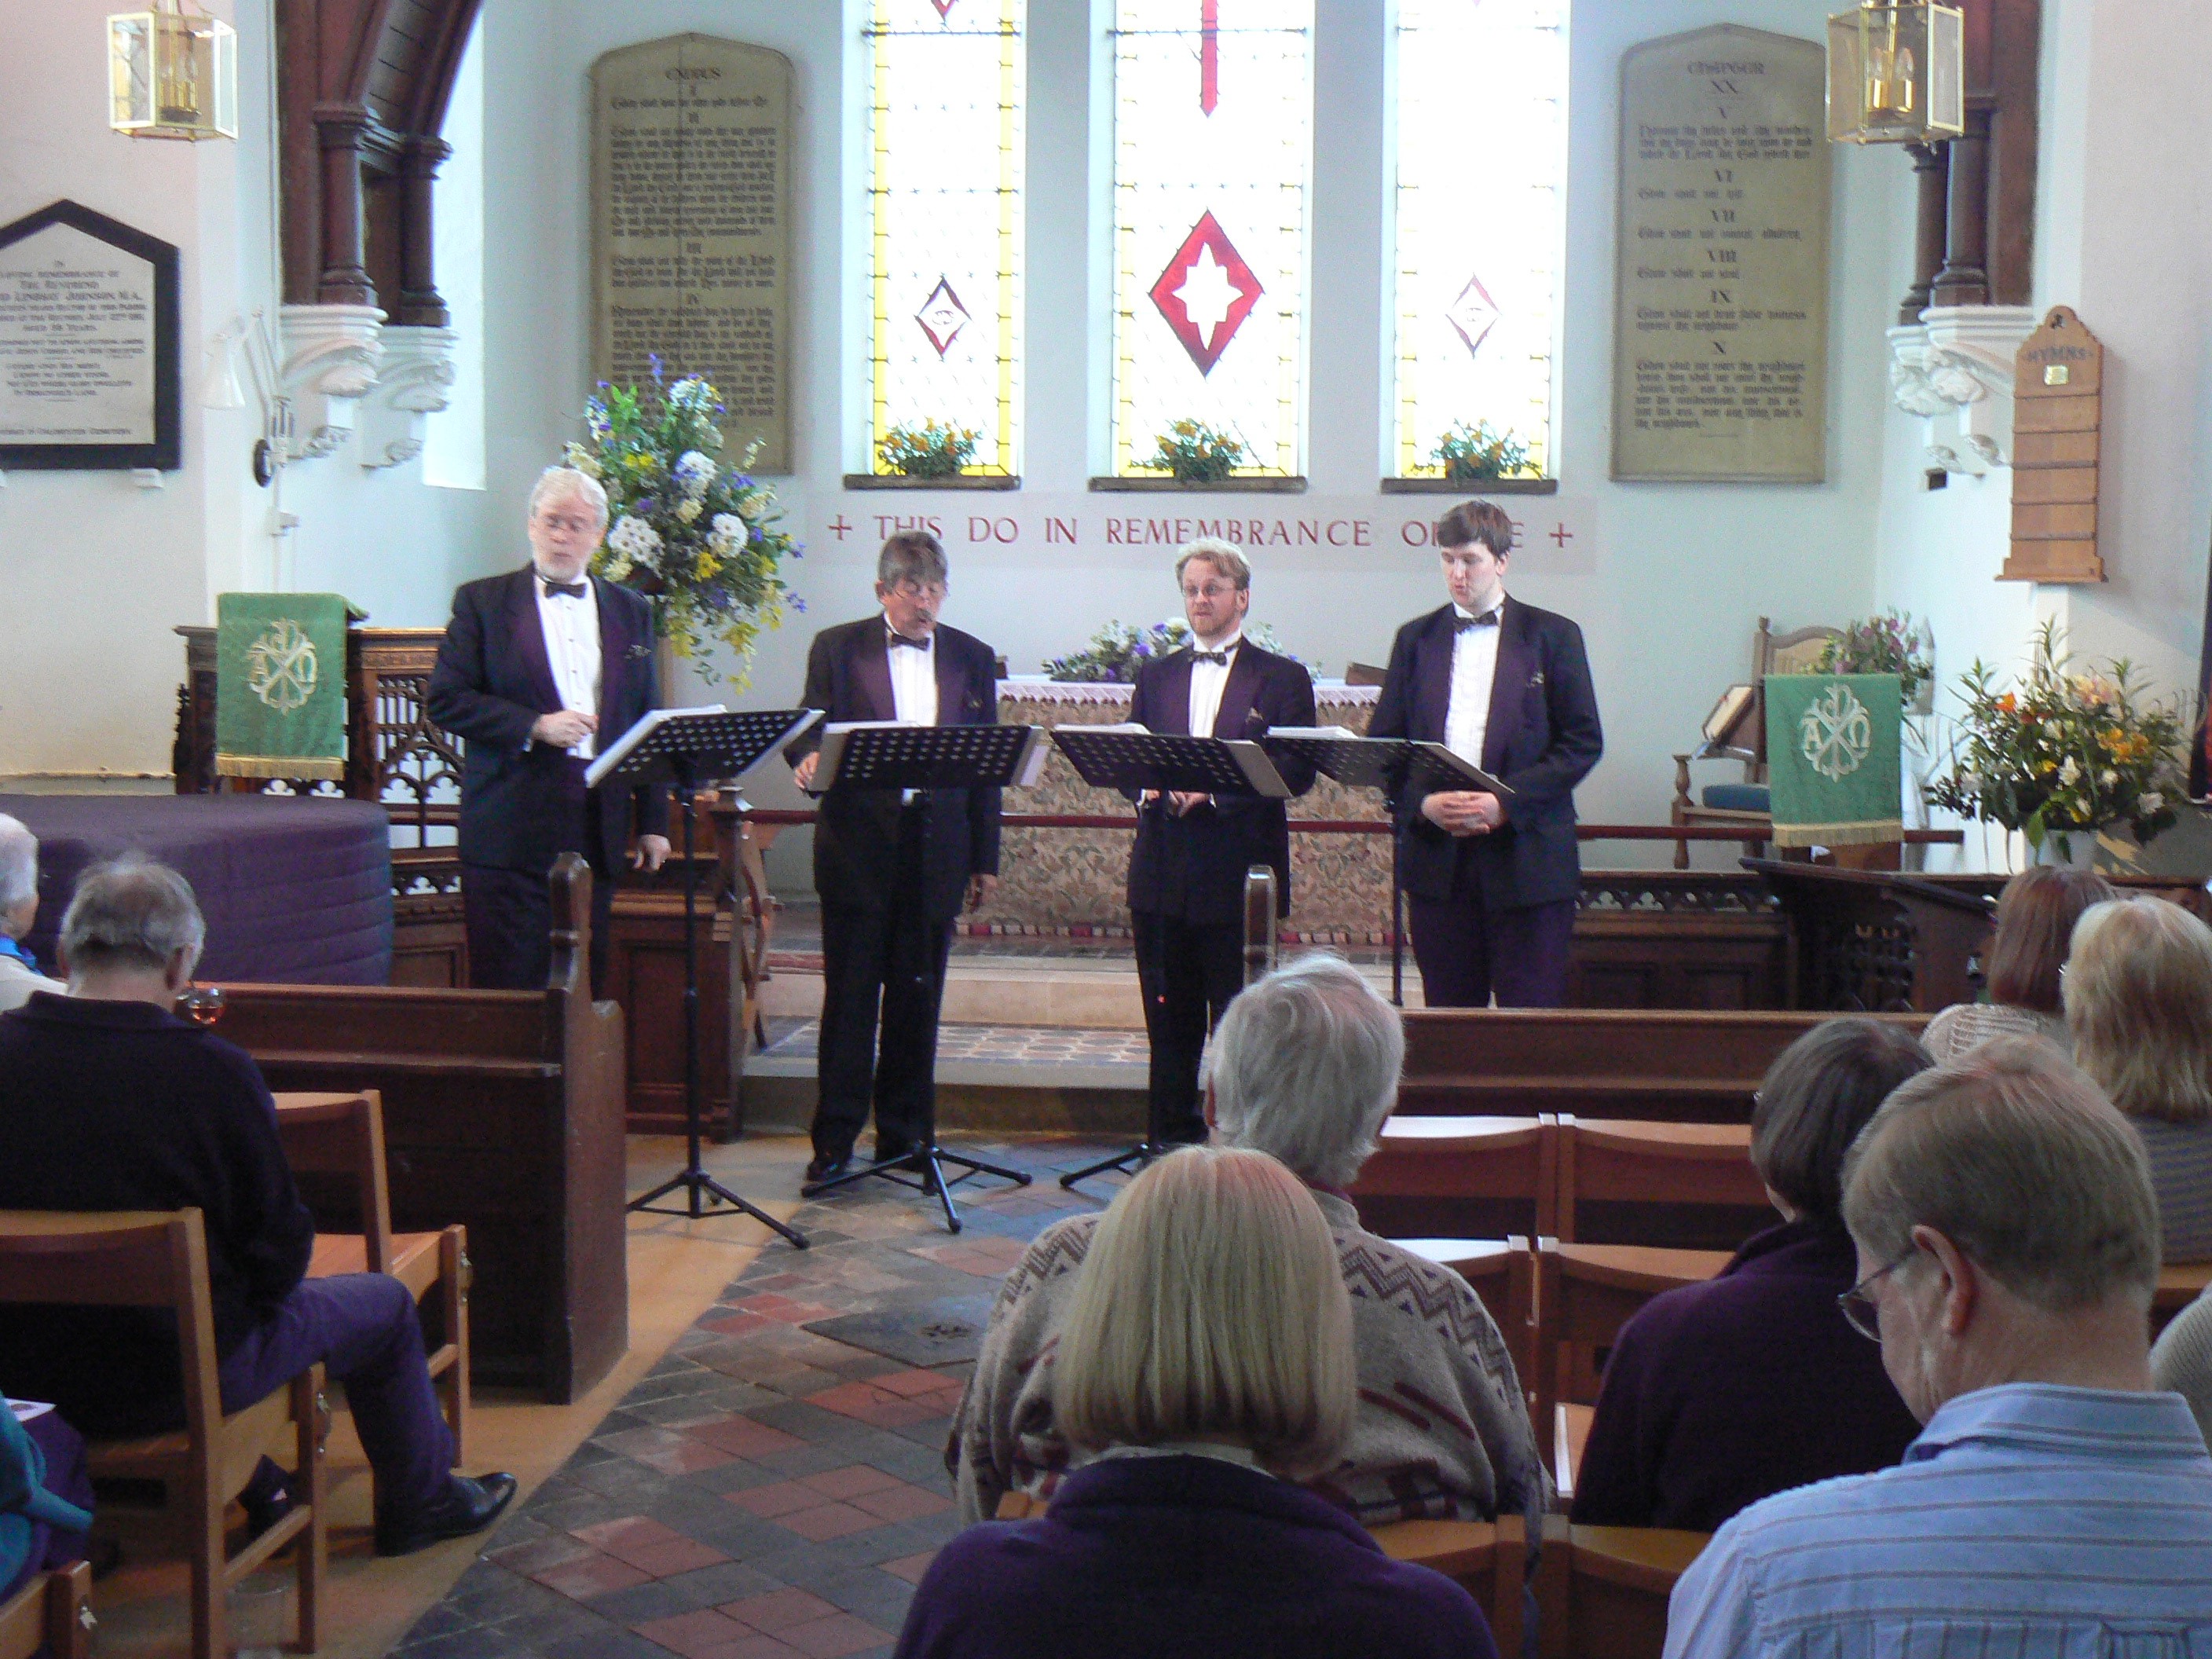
[1149,212,1264,375]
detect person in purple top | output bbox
[894,1145,1493,1659]
[1572,1018,1932,1533]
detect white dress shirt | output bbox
[1444,598,1504,768]
[1185,634,1242,737]
[888,622,938,804]
[535,570,602,758]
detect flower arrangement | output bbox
[877,418,980,479]
[1926,621,2189,851]
[1431,419,1535,482]
[1139,419,1246,484]
[1816,610,1937,714]
[1042,619,1306,683]
[566,362,800,683]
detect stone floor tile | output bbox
[534,1550,655,1601]
[775,1500,884,1542]
[778,1611,896,1659]
[632,1607,757,1659]
[797,1464,905,1501]
[725,1479,823,1519]
[716,1587,843,1633]
[877,1551,936,1586]
[850,1485,950,1523]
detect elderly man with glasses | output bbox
[1666,1037,2212,1659]
[784,530,1003,1184]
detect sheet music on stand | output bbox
[585,707,822,789]
[1052,726,1291,800]
[1261,727,1513,798]
[810,722,1046,793]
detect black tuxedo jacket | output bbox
[1368,597,1603,909]
[1126,642,1318,925]
[427,566,670,877]
[785,617,1002,922]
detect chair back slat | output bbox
[1352,1115,1559,1238]
[1556,1118,1771,1249]
[273,1091,396,1274]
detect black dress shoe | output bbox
[804,1152,851,1185]
[374,1472,518,1558]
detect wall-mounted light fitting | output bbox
[108,0,237,141]
[1826,0,1965,145]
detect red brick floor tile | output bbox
[573,1516,727,1575]
[698,1309,777,1338]
[632,1608,757,1658]
[533,1550,654,1600]
[870,1368,955,1399]
[780,1613,895,1658]
[804,1380,945,1428]
[879,1551,936,1585]
[716,1640,808,1659]
[851,1483,952,1522]
[488,1533,599,1576]
[629,1536,733,1577]
[717,1588,844,1634]
[726,1480,824,1519]
[797,1463,904,1501]
[775,1500,882,1542]
[633,1436,742,1477]
[686,1415,811,1458]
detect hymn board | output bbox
[1612,26,1831,485]
[590,35,794,473]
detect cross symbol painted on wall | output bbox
[828,516,854,542]
[1200,0,1219,114]
[1550,523,1573,549]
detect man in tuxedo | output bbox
[786,531,1001,1184]
[1126,540,1317,1143]
[428,467,671,993]
[1369,500,1602,1008]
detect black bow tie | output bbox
[1192,648,1231,666]
[541,577,588,600]
[1456,608,1500,632]
[888,632,929,650]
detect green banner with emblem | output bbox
[214,592,352,782]
[1763,673,1903,848]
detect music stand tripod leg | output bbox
[1060,903,1177,1192]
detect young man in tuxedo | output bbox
[427,467,671,993]
[1368,500,1602,1008]
[1125,540,1317,1143]
[786,531,1002,1184]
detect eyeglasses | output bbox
[534,512,599,535]
[888,580,947,602]
[1837,1251,1916,1342]
[1181,582,1236,601]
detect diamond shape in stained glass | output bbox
[916,276,970,359]
[1446,272,1501,359]
[1149,212,1264,375]
[930,0,958,17]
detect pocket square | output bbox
[1528,671,1546,687]
[626,642,654,661]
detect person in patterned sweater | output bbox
[947,954,1546,1530]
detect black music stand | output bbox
[797,720,1044,1232]
[592,706,821,1247]
[1048,727,1291,1192]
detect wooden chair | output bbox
[273,1090,471,1461]
[1535,1516,1710,1659]
[1555,1119,1772,1251]
[2155,1261,2212,1338]
[0,1561,91,1659]
[1533,1240,1729,1503]
[1350,1115,1559,1241]
[1670,617,1839,869]
[1388,1237,1538,1401]
[1372,1514,1527,1657]
[0,1210,327,1659]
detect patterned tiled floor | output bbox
[767,900,1397,967]
[395,1136,1118,1659]
[757,1021,1152,1068]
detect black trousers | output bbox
[814,811,955,1160]
[1407,886,1575,1009]
[462,758,614,995]
[1133,910,1245,1144]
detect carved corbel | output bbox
[278,302,386,460]
[356,324,459,469]
[1888,304,2039,475]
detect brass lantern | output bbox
[108,0,238,141]
[1826,0,1965,144]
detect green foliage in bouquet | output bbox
[877,419,980,479]
[1042,619,1308,684]
[1140,419,1247,484]
[1431,419,1535,482]
[566,364,801,685]
[1926,620,2189,850]
[1817,610,1936,714]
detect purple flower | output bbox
[792,595,808,613]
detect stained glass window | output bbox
[1393,1,1569,480]
[866,0,1024,477]
[1111,0,1313,478]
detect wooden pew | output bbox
[1556,1119,1771,1252]
[1536,1517,1709,1659]
[1351,1117,1559,1241]
[196,855,628,1402]
[1398,1009,1927,1123]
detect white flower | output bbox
[709,512,745,553]
[607,515,663,567]
[2058,756,2081,787]
[736,489,766,524]
[2100,768,2118,788]
[2141,792,2166,816]
[602,555,633,581]
[673,450,716,495]
[563,444,603,480]
[675,497,702,525]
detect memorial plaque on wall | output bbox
[0,200,179,471]
[1612,26,1830,483]
[591,35,793,474]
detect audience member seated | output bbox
[1664,1038,2212,1659]
[1573,1018,1930,1532]
[2151,1285,2212,1448]
[1919,866,2111,1064]
[0,855,517,1556]
[0,1393,92,1608]
[0,816,64,1014]
[2064,895,2212,1260]
[948,955,1544,1529]
[899,1145,1496,1659]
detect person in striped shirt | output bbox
[1665,1037,2212,1659]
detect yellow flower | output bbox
[693,551,723,580]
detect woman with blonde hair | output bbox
[1921,865,2114,1062]
[2066,895,2212,1259]
[895,1146,1494,1659]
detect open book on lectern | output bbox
[583,705,822,790]
[1261,727,1514,798]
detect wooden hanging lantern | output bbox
[2004,306,2104,584]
